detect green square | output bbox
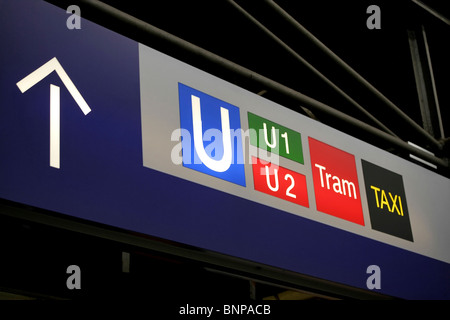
[248,112,303,164]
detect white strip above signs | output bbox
[139,44,450,265]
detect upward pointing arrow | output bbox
[16,57,92,169]
[17,57,91,115]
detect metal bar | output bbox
[77,0,448,169]
[408,27,446,140]
[264,0,443,151]
[226,0,398,137]
[411,0,450,26]
[408,29,435,136]
[422,25,445,139]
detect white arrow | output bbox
[16,57,92,169]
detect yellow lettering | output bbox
[371,186,405,216]
[380,190,390,211]
[398,196,404,216]
[389,192,399,214]
[371,186,380,207]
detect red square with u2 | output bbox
[252,156,309,207]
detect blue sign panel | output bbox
[178,83,246,186]
[0,0,141,229]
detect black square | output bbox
[361,160,413,241]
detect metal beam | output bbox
[411,0,450,26]
[75,0,448,170]
[422,26,446,139]
[408,29,436,136]
[408,26,445,140]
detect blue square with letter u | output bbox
[178,83,246,186]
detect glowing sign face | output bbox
[2,0,450,300]
[247,112,304,164]
[251,156,309,207]
[178,83,246,186]
[362,160,413,241]
[15,57,92,169]
[309,137,364,225]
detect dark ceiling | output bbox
[48,0,450,174]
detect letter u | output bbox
[265,166,279,192]
[263,122,277,148]
[191,95,232,172]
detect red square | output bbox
[252,157,309,208]
[308,137,364,225]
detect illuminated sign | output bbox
[1,0,450,299]
[309,137,364,225]
[15,57,92,169]
[178,83,246,186]
[362,160,413,241]
[247,112,304,164]
[251,156,309,207]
